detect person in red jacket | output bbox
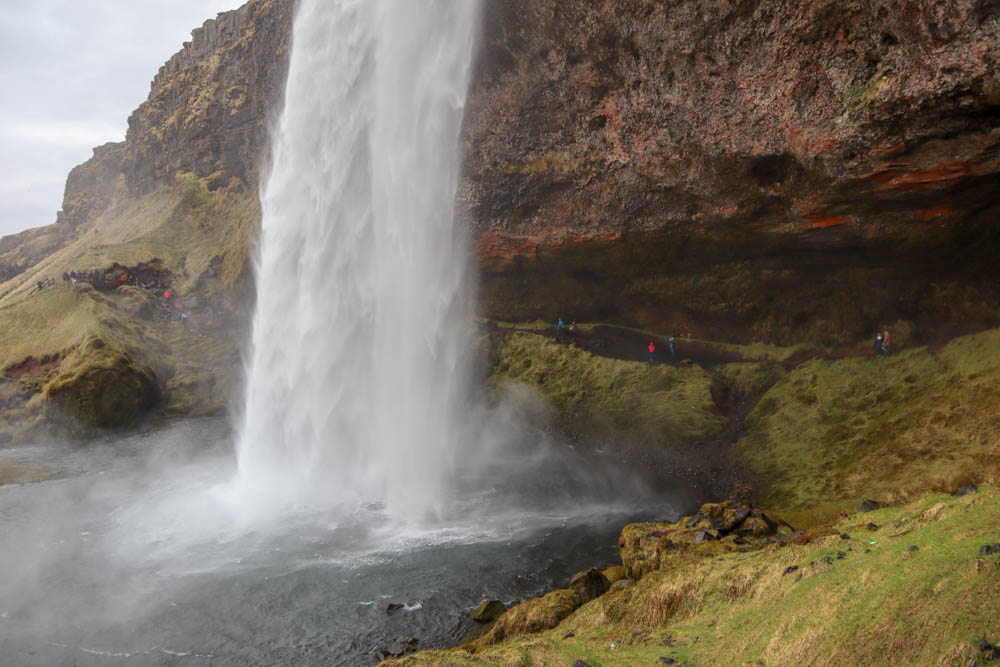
[648,340,655,364]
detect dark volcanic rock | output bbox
[568,568,611,604]
[955,484,979,497]
[859,500,881,512]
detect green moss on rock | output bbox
[44,337,159,430]
[488,331,725,451]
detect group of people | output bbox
[63,269,140,287]
[556,317,576,341]
[648,337,676,363]
[875,329,892,355]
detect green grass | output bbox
[0,284,100,370]
[734,329,1000,515]
[386,487,1000,666]
[488,332,726,449]
[0,174,254,435]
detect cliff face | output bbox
[124,0,294,196]
[465,0,1000,343]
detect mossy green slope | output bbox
[0,174,254,437]
[386,487,1000,666]
[735,329,1000,521]
[488,331,726,450]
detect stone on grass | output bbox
[568,568,611,604]
[955,484,979,497]
[782,565,798,576]
[859,499,880,512]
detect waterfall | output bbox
[235,0,481,521]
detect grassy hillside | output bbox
[735,329,1000,524]
[386,486,1000,666]
[0,173,254,438]
[487,331,727,450]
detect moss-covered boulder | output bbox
[44,337,159,430]
[568,568,611,604]
[473,589,579,647]
[620,501,785,579]
[471,600,506,623]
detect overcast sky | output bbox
[0,0,247,239]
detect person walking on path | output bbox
[882,329,891,355]
[569,321,576,340]
[874,332,884,355]
[669,336,676,360]
[557,317,565,341]
[648,340,656,364]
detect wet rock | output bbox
[573,660,591,667]
[385,603,404,614]
[979,544,1000,556]
[822,556,834,565]
[865,549,872,553]
[734,511,778,538]
[908,545,919,552]
[840,533,851,540]
[660,658,678,665]
[568,568,611,603]
[563,632,575,639]
[979,638,1000,660]
[955,484,979,497]
[782,565,798,576]
[866,522,879,531]
[837,551,846,559]
[685,512,706,528]
[472,599,506,623]
[693,529,720,544]
[859,500,880,512]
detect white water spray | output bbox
[236,0,481,521]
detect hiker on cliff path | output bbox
[648,341,655,363]
[874,333,884,355]
[557,317,565,341]
[669,336,676,359]
[882,329,891,354]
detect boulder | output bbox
[568,568,611,604]
[44,338,159,430]
[734,511,778,538]
[471,599,506,623]
[859,499,880,512]
[693,529,720,544]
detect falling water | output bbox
[236,0,481,520]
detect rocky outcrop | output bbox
[124,0,295,195]
[464,0,1000,343]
